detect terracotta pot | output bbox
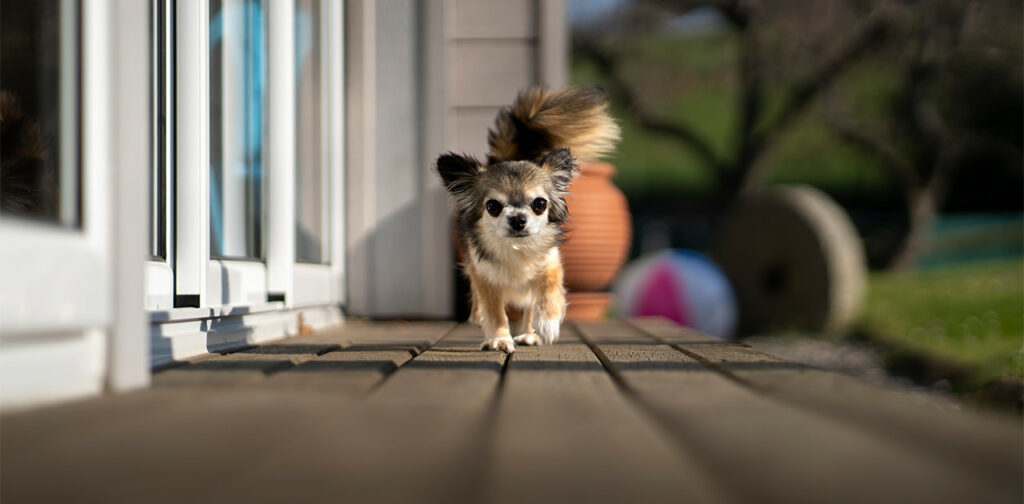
[562,162,632,319]
[564,292,616,320]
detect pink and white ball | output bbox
[613,250,738,340]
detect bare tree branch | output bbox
[573,38,727,175]
[824,109,919,190]
[651,0,891,200]
[749,11,890,162]
[731,11,763,192]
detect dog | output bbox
[435,86,619,352]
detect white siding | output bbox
[451,0,566,158]
[373,0,424,315]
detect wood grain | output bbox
[2,319,1019,504]
[576,319,1016,504]
[630,317,1023,493]
[485,324,727,503]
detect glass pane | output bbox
[150,0,172,259]
[0,0,80,227]
[209,0,265,259]
[295,0,328,264]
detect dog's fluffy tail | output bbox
[487,86,619,164]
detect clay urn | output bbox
[562,161,632,319]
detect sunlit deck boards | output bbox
[2,319,1020,503]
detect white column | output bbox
[110,0,151,391]
[175,0,210,306]
[266,0,297,305]
[328,0,347,305]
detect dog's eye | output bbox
[531,198,548,215]
[485,199,503,217]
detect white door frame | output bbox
[0,0,151,409]
[151,0,344,367]
[145,0,176,310]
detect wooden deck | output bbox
[2,318,1020,503]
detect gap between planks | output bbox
[573,321,1019,501]
[625,317,1021,492]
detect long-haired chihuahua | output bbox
[435,86,619,352]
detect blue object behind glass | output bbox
[209,0,265,259]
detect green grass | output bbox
[859,259,1024,384]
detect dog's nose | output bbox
[508,214,527,232]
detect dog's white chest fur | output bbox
[472,244,559,307]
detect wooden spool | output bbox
[712,185,866,335]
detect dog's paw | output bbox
[481,336,516,353]
[535,318,561,345]
[513,332,541,346]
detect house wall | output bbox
[344,0,567,319]
[373,0,425,314]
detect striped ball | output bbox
[613,250,738,340]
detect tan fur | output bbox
[489,86,620,163]
[468,265,513,343]
[534,262,566,322]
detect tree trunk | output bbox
[888,187,936,270]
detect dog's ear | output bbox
[436,152,482,193]
[540,148,578,193]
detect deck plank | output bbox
[0,321,459,503]
[151,321,453,388]
[575,319,1017,504]
[261,320,456,394]
[194,323,510,504]
[630,317,1023,492]
[484,325,727,503]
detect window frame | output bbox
[0,0,103,336]
[294,0,330,266]
[1,0,151,408]
[146,0,176,310]
[204,0,270,305]
[287,0,345,307]
[150,0,345,366]
[172,0,269,309]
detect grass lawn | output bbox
[859,259,1024,385]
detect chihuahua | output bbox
[435,86,619,352]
